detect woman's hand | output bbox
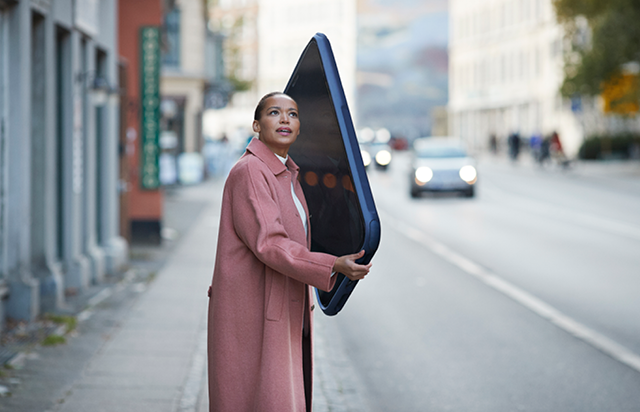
[332,250,372,281]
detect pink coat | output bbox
[207,138,338,412]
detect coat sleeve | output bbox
[230,162,338,292]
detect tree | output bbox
[554,0,640,113]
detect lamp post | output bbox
[76,71,119,106]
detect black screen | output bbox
[285,41,365,263]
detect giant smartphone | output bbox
[284,33,381,316]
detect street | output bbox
[315,153,640,411]
[4,1,640,411]
[2,152,640,412]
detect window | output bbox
[95,49,107,243]
[162,7,180,68]
[0,9,6,275]
[31,12,46,258]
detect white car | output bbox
[409,137,477,198]
[361,142,392,170]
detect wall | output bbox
[119,0,164,243]
[160,0,207,157]
[448,0,583,155]
[0,0,126,335]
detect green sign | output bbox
[140,26,161,189]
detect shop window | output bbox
[162,7,180,68]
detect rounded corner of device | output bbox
[315,277,359,316]
[313,32,327,42]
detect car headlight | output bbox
[375,150,392,166]
[361,150,372,167]
[415,166,433,184]
[459,165,477,184]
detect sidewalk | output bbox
[0,178,221,412]
[0,176,368,412]
[50,179,222,412]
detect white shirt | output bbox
[276,153,336,279]
[275,153,308,237]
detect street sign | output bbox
[139,27,161,189]
[602,73,639,115]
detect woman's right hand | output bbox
[332,250,372,281]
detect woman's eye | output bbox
[269,110,279,116]
[289,112,298,118]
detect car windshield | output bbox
[416,146,467,158]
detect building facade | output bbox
[119,0,164,243]
[158,0,208,185]
[205,0,258,142]
[449,0,585,156]
[0,0,127,332]
[204,0,357,145]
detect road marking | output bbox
[383,212,640,374]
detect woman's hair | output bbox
[254,91,291,121]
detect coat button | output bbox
[311,304,315,311]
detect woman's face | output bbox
[253,95,300,157]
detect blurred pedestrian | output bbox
[549,131,570,168]
[489,133,498,154]
[203,135,227,178]
[539,135,550,165]
[508,132,521,161]
[530,132,543,163]
[207,92,371,412]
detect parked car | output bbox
[409,137,477,198]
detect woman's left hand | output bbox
[332,250,372,281]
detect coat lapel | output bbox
[246,138,311,246]
[245,138,287,176]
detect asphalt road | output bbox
[2,152,638,412]
[315,153,640,412]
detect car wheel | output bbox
[463,187,475,198]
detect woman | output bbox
[207,92,372,412]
